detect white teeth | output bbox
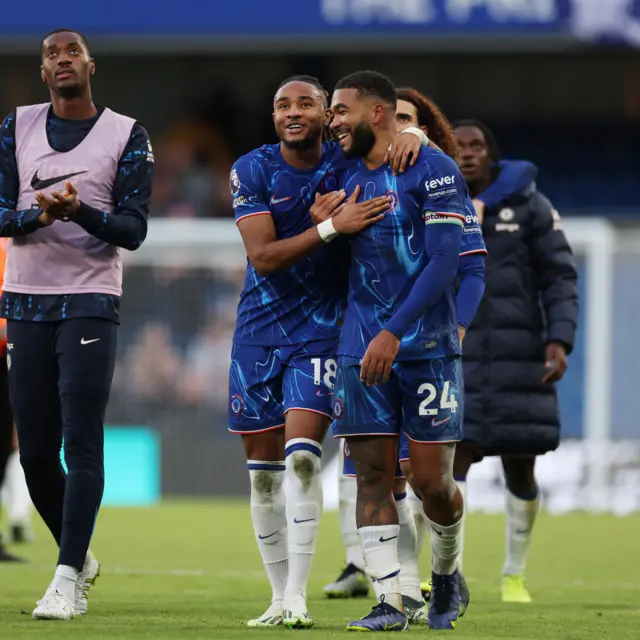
[287,124,303,130]
[338,132,349,141]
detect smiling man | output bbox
[0,28,154,620]
[329,70,476,632]
[227,74,429,629]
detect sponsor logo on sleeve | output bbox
[425,175,458,199]
[233,195,248,208]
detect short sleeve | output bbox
[230,155,270,224]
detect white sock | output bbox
[456,479,467,571]
[359,525,402,611]
[503,489,539,576]
[339,472,363,569]
[248,461,288,605]
[9,451,33,524]
[51,564,78,602]
[284,439,323,604]
[408,491,428,561]
[426,515,463,576]
[396,493,422,601]
[2,451,33,524]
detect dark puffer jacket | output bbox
[462,188,578,456]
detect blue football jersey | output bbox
[338,146,476,362]
[231,142,350,346]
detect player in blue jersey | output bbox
[327,87,539,615]
[328,70,478,632]
[228,75,426,629]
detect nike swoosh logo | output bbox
[431,416,452,427]
[80,338,101,345]
[270,196,292,205]
[379,535,398,543]
[293,517,315,524]
[432,528,443,536]
[31,170,87,191]
[258,531,278,540]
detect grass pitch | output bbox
[1,500,638,638]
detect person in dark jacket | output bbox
[452,120,578,604]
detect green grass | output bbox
[1,500,639,638]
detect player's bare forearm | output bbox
[241,222,327,276]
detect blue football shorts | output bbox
[332,355,463,444]
[228,340,337,434]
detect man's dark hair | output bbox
[41,28,91,58]
[334,70,397,108]
[452,119,500,162]
[277,75,328,106]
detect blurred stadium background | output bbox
[3,0,640,511]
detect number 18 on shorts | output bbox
[332,355,464,443]
[228,341,337,434]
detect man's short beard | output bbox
[342,121,376,159]
[54,83,85,100]
[280,135,318,152]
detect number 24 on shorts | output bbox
[418,381,458,416]
[311,358,337,390]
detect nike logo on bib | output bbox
[80,338,100,345]
[31,170,87,191]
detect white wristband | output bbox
[317,218,339,243]
[402,126,429,147]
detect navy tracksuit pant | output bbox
[7,318,117,570]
